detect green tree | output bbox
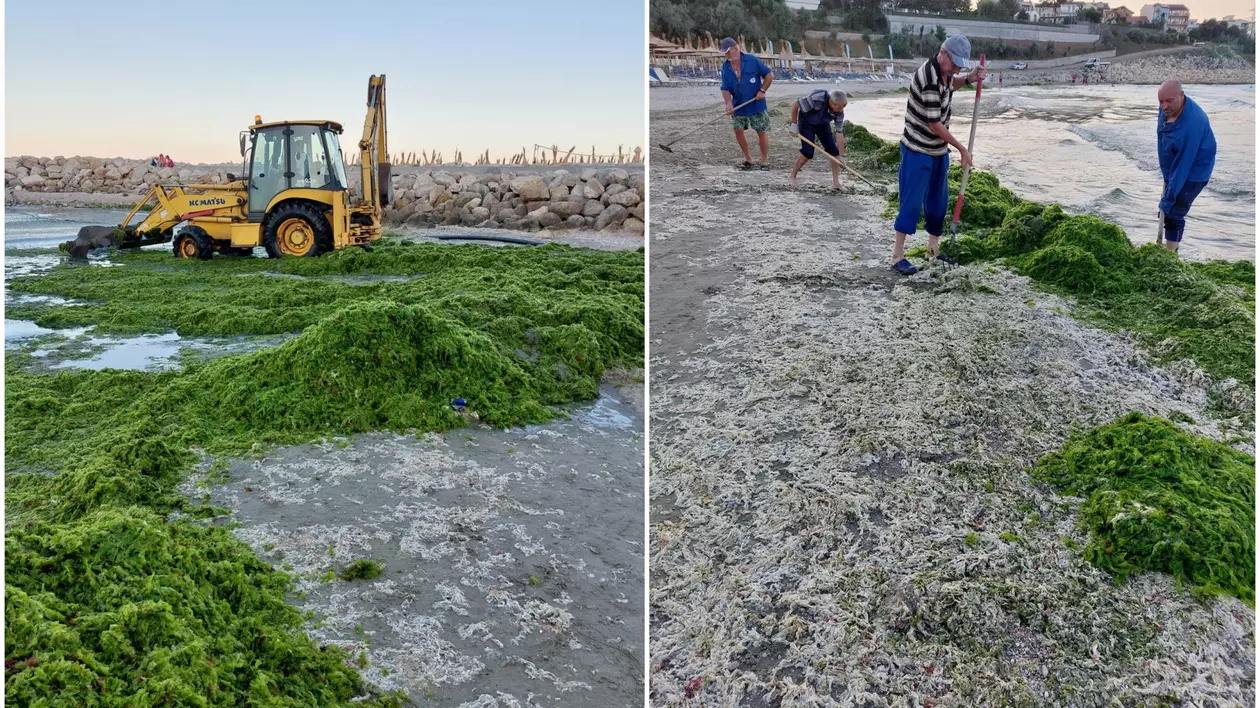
[714,0,750,38]
[650,0,696,40]
[935,24,947,43]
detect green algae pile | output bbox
[846,119,1255,390]
[5,239,644,704]
[1033,412,1255,604]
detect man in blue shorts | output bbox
[891,35,986,275]
[788,89,847,189]
[720,37,774,171]
[1157,79,1216,254]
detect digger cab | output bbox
[241,119,348,220]
[225,118,378,257]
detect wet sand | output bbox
[182,381,645,707]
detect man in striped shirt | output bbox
[891,34,987,275]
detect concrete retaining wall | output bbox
[887,15,1100,43]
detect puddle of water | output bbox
[4,319,68,340]
[574,394,634,429]
[7,293,77,307]
[7,322,296,372]
[48,332,184,371]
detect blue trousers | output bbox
[895,144,950,237]
[1162,180,1208,243]
[798,122,839,160]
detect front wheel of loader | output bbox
[263,203,332,259]
[174,226,213,260]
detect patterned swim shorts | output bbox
[731,110,772,133]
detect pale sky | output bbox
[5,0,646,165]
[1183,0,1256,21]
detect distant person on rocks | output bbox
[719,36,774,171]
[151,156,158,167]
[1157,79,1216,254]
[890,34,987,275]
[787,88,848,189]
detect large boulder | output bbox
[607,190,641,208]
[622,217,645,235]
[583,179,605,199]
[582,199,605,217]
[548,200,584,219]
[509,176,550,201]
[429,186,452,206]
[594,204,629,231]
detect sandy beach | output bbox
[646,101,1254,705]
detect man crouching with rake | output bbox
[788,89,848,189]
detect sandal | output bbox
[893,258,919,276]
[739,161,754,170]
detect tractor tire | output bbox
[174,226,214,260]
[263,202,333,259]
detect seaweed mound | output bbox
[6,507,394,705]
[931,184,1254,389]
[1033,412,1255,604]
[196,300,557,433]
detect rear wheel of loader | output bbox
[173,226,213,260]
[263,203,332,258]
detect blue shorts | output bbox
[798,122,839,160]
[895,144,950,237]
[1162,180,1208,243]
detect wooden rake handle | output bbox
[795,133,877,189]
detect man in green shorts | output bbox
[720,37,774,170]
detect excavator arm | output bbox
[358,74,390,210]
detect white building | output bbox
[1221,14,1255,35]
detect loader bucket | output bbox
[62,225,169,259]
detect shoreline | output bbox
[649,76,1254,112]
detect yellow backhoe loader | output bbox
[89,75,392,259]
